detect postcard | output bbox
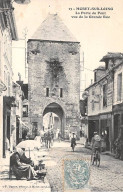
[0,0,123,192]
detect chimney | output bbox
[18,72,21,81]
[94,66,106,82]
[16,73,23,87]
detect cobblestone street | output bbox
[0,140,123,192]
[46,140,123,192]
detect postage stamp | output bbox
[63,159,90,191]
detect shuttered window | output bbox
[103,84,107,107]
[117,73,122,101]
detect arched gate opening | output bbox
[43,102,65,138]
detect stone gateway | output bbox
[27,14,80,139]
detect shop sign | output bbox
[100,114,111,119]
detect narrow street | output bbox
[0,140,123,192]
[45,140,123,192]
[0,0,123,193]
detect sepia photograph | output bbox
[0,0,123,192]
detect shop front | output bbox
[99,113,112,151]
[88,115,99,142]
[113,103,123,141]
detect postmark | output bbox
[64,159,90,191]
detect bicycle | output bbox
[91,147,100,167]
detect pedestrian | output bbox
[91,132,101,153]
[34,132,42,149]
[10,148,38,180]
[44,133,47,147]
[47,131,51,148]
[114,134,121,159]
[41,131,45,145]
[58,132,61,142]
[51,130,54,146]
[71,133,76,151]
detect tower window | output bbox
[60,88,63,97]
[46,88,49,97]
[23,105,28,117]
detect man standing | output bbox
[47,131,51,148]
[71,133,76,151]
[58,132,61,142]
[91,132,101,153]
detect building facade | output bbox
[84,56,116,151]
[100,53,123,151]
[83,53,123,152]
[0,0,18,158]
[108,54,123,143]
[27,14,80,139]
[11,82,23,149]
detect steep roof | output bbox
[94,65,105,71]
[31,14,78,42]
[100,52,123,62]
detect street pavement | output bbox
[0,140,123,192]
[46,140,123,192]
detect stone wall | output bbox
[27,40,80,138]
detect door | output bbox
[7,115,10,142]
[106,127,110,150]
[16,116,20,145]
[114,114,120,140]
[3,114,10,158]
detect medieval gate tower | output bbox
[27,14,80,139]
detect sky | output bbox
[12,0,123,95]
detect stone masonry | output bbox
[27,14,80,138]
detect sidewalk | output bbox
[0,149,51,192]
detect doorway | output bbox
[114,114,120,140]
[43,102,64,138]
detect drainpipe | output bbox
[111,69,114,152]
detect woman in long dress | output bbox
[10,148,37,180]
[34,132,42,149]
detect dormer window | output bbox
[108,59,114,70]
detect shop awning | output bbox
[88,115,99,120]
